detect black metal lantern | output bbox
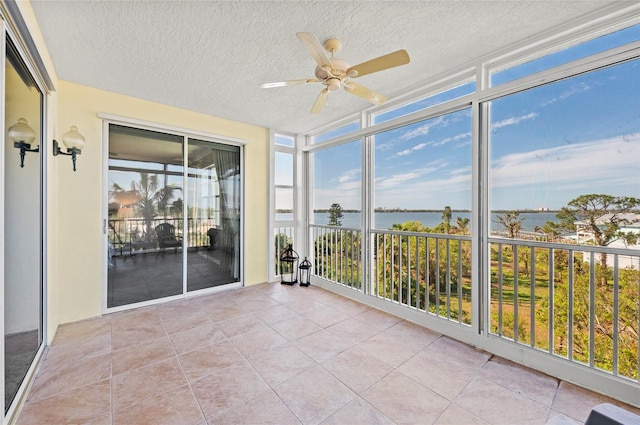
[279,244,299,285]
[299,257,312,287]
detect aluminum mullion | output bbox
[498,244,503,335]
[548,248,554,354]
[415,236,421,311]
[425,238,430,313]
[458,240,463,324]
[589,252,596,367]
[446,238,451,320]
[513,244,519,343]
[568,250,574,360]
[435,239,440,316]
[613,254,619,376]
[530,247,536,347]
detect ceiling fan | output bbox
[260,32,410,114]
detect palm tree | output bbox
[442,206,452,234]
[454,217,470,235]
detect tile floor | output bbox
[15,282,640,425]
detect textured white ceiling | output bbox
[30,0,631,135]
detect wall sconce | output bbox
[8,118,38,168]
[53,126,85,171]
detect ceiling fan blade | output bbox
[344,82,387,105]
[296,32,332,68]
[310,88,329,114]
[260,78,318,88]
[347,49,410,78]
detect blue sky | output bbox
[312,27,639,211]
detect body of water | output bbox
[278,211,559,232]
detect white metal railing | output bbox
[310,223,640,390]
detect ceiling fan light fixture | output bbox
[327,78,341,91]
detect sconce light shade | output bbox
[61,126,85,151]
[53,125,85,172]
[8,118,36,145]
[9,118,39,168]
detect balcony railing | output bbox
[309,223,640,404]
[108,217,218,255]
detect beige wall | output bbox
[52,81,270,332]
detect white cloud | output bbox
[400,116,446,140]
[490,133,640,190]
[491,112,538,130]
[395,142,429,157]
[541,82,591,107]
[337,168,360,184]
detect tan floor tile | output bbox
[249,344,317,386]
[358,331,422,368]
[111,321,168,351]
[43,332,111,366]
[275,365,356,425]
[239,295,283,312]
[169,323,226,354]
[397,349,475,400]
[112,356,188,410]
[330,297,372,316]
[304,305,350,328]
[295,329,355,362]
[52,317,112,346]
[425,336,491,371]
[113,385,204,425]
[434,403,491,425]
[551,381,635,423]
[178,339,245,381]
[363,371,450,424]
[28,352,111,401]
[353,308,402,331]
[111,307,162,332]
[254,304,301,325]
[271,317,323,340]
[284,297,327,315]
[323,345,394,393]
[321,397,395,425]
[202,302,248,322]
[326,319,380,345]
[112,335,175,375]
[477,356,559,406]
[161,309,213,334]
[384,320,441,349]
[455,377,549,425]
[191,363,270,420]
[17,380,110,425]
[209,388,301,425]
[156,298,204,320]
[229,326,288,358]
[216,313,267,338]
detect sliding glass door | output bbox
[4,37,44,413]
[107,125,242,308]
[186,139,241,292]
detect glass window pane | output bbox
[311,141,361,226]
[373,81,475,124]
[4,36,43,413]
[107,125,184,307]
[275,133,294,147]
[187,139,241,291]
[276,188,293,215]
[492,23,640,86]
[313,121,360,144]
[373,109,472,231]
[489,59,640,236]
[275,152,293,186]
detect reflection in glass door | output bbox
[107,125,184,307]
[4,37,44,413]
[107,126,242,308]
[186,139,241,291]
